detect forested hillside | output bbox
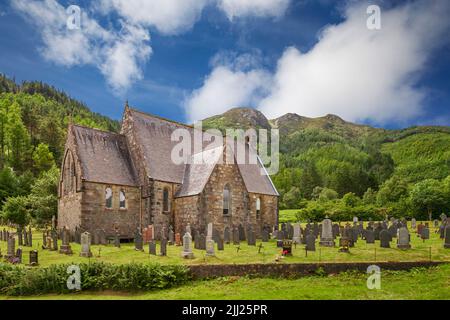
[203,108,450,221]
[0,74,119,226]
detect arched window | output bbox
[256,198,261,219]
[163,188,170,212]
[119,189,126,209]
[223,184,231,215]
[105,187,113,208]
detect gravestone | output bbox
[80,232,93,257]
[353,216,358,224]
[135,229,144,251]
[282,240,293,256]
[388,224,398,238]
[198,233,206,250]
[42,231,47,248]
[292,223,301,244]
[181,232,194,258]
[411,218,417,229]
[6,235,15,259]
[332,224,340,238]
[224,226,231,244]
[217,237,224,251]
[380,230,391,248]
[114,232,121,248]
[417,223,424,236]
[51,229,58,251]
[233,228,240,245]
[160,239,167,256]
[305,231,316,252]
[397,227,411,249]
[444,227,450,249]
[27,226,32,247]
[74,227,81,244]
[93,230,100,245]
[206,239,215,256]
[319,218,335,247]
[175,233,182,246]
[149,240,157,255]
[365,229,375,244]
[194,231,201,249]
[313,223,319,238]
[247,230,256,246]
[238,224,246,241]
[29,250,38,266]
[433,220,439,228]
[262,229,269,242]
[439,225,445,239]
[17,228,23,246]
[23,228,28,246]
[374,224,382,241]
[168,226,175,245]
[15,248,22,264]
[59,227,73,255]
[421,227,430,240]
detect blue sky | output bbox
[0,0,449,128]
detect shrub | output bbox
[0,262,190,296]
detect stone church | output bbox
[57,105,279,241]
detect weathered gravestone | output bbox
[15,248,22,264]
[444,226,450,249]
[217,237,224,251]
[59,227,73,255]
[332,224,340,239]
[42,231,47,249]
[198,233,206,250]
[80,232,93,257]
[365,229,375,244]
[374,224,382,241]
[233,228,240,245]
[134,229,144,251]
[160,239,167,256]
[181,232,194,258]
[397,227,411,249]
[411,218,417,229]
[224,226,231,244]
[282,240,293,256]
[239,224,246,241]
[6,235,15,260]
[433,220,439,228]
[114,232,121,248]
[305,231,316,252]
[262,229,269,242]
[29,250,38,266]
[292,223,301,244]
[194,231,201,249]
[439,225,445,239]
[247,229,256,246]
[380,230,391,248]
[206,238,215,256]
[421,226,430,240]
[149,240,157,255]
[51,229,58,251]
[319,218,335,247]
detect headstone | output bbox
[224,226,231,244]
[332,224,340,238]
[417,223,424,236]
[262,229,269,242]
[374,224,382,240]
[80,232,93,257]
[149,240,157,255]
[444,227,450,249]
[17,228,23,246]
[292,223,301,244]
[433,219,439,228]
[175,233,182,246]
[238,224,246,241]
[439,225,445,239]
[114,232,120,248]
[206,239,215,256]
[247,230,256,246]
[6,235,15,259]
[365,229,375,244]
[217,237,224,251]
[319,218,335,247]
[198,233,206,250]
[74,227,81,243]
[397,227,411,249]
[28,226,32,247]
[59,227,73,254]
[233,228,240,245]
[353,216,358,223]
[380,230,391,248]
[168,226,175,245]
[388,224,398,238]
[29,250,38,266]
[411,218,417,229]
[42,231,47,248]
[194,231,201,249]
[93,230,100,245]
[135,229,144,251]
[181,233,194,258]
[421,227,430,240]
[51,229,58,251]
[160,239,167,256]
[305,231,316,252]
[23,228,28,246]
[15,248,22,264]
[282,240,293,256]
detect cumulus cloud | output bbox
[218,0,291,20]
[185,54,272,122]
[11,0,151,93]
[98,0,211,35]
[186,0,450,124]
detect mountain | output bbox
[202,107,450,206]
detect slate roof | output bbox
[71,125,138,186]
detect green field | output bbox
[2,264,449,300]
[0,221,448,267]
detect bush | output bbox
[0,262,190,296]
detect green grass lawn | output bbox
[0,222,448,267]
[2,264,449,300]
[279,209,299,223]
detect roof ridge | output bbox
[72,123,123,136]
[129,107,194,129]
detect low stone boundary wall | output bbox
[188,261,448,279]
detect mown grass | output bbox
[2,264,449,300]
[0,222,448,267]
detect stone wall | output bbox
[149,179,180,239]
[79,181,140,238]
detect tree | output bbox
[318,187,338,202]
[33,143,55,172]
[282,187,302,209]
[5,102,31,172]
[410,179,447,220]
[376,176,409,206]
[362,188,377,205]
[299,163,321,200]
[342,192,360,207]
[1,195,30,226]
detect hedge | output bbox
[0,262,190,296]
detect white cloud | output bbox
[185,64,272,122]
[98,0,211,35]
[218,0,291,20]
[11,0,151,93]
[186,0,450,124]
